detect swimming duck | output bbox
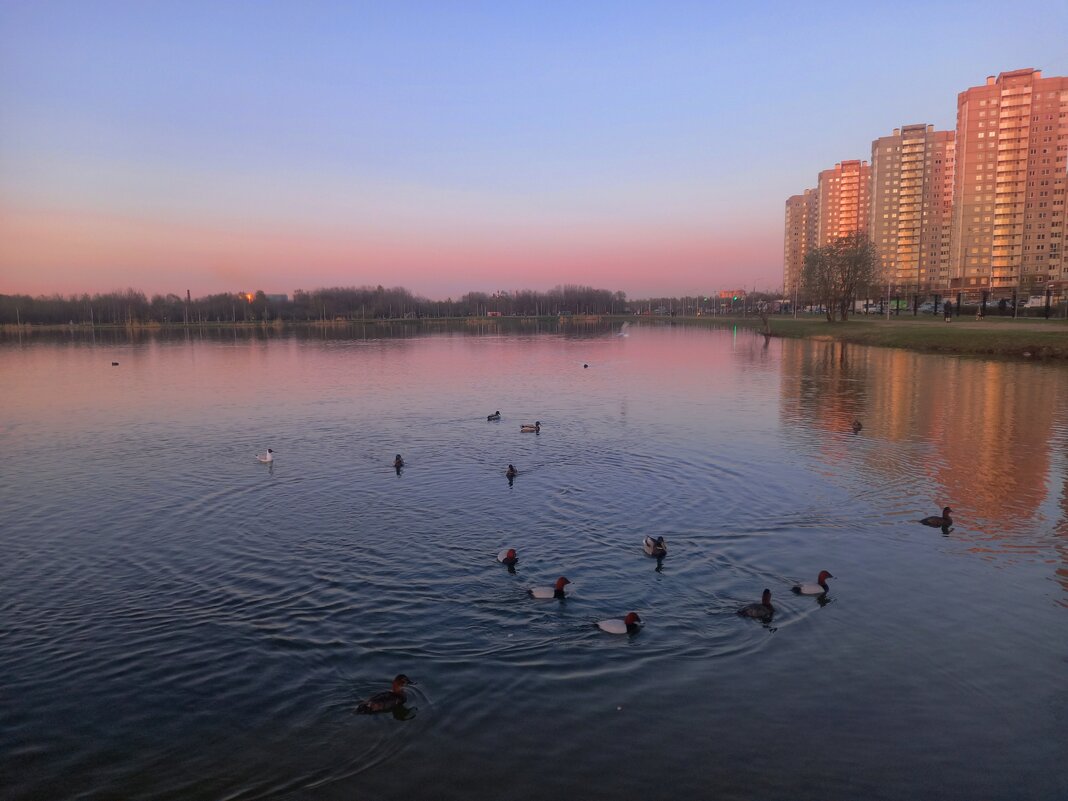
[256,449,274,463]
[394,454,405,469]
[530,576,570,599]
[643,536,667,558]
[497,548,518,566]
[792,570,834,595]
[851,420,863,433]
[487,411,501,421]
[356,674,415,715]
[920,507,953,527]
[737,589,774,620]
[506,464,518,478]
[597,612,642,635]
[520,421,541,433]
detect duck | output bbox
[506,464,518,478]
[487,411,501,421]
[520,421,541,433]
[597,612,642,635]
[256,449,274,463]
[356,674,415,715]
[851,419,863,433]
[792,570,834,595]
[530,576,570,599]
[920,507,953,528]
[394,454,405,469]
[737,589,774,620]
[497,548,518,567]
[643,536,667,558]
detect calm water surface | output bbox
[2,322,1066,801]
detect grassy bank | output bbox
[623,314,1068,360]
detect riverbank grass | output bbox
[667,314,1068,359]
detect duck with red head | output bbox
[530,576,570,599]
[792,570,834,595]
[356,674,415,714]
[737,589,774,620]
[497,548,518,567]
[597,612,642,635]
[920,507,953,528]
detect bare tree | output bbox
[802,232,877,322]
[803,244,837,322]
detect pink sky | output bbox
[0,203,780,299]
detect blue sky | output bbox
[2,1,1066,297]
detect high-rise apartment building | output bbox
[783,188,818,296]
[870,124,955,290]
[951,68,1068,294]
[817,160,871,247]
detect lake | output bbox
[1,321,1066,801]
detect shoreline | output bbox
[4,313,1068,360]
[622,314,1068,360]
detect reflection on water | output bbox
[1,323,1066,801]
[777,338,1068,588]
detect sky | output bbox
[2,1,1067,300]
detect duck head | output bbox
[554,577,571,591]
[624,612,641,626]
[505,548,517,561]
[761,589,773,609]
[817,570,834,584]
[942,506,952,517]
[391,674,415,693]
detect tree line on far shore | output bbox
[2,240,880,327]
[1,284,644,326]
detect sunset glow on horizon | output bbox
[2,1,1067,299]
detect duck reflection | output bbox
[391,703,417,721]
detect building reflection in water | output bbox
[776,337,1068,598]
